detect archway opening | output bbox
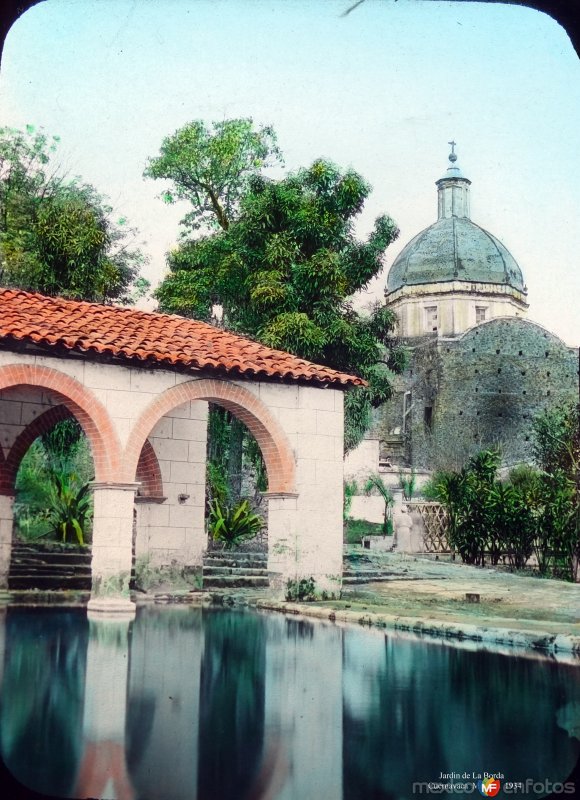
[125,379,296,586]
[205,403,268,553]
[11,413,94,547]
[0,387,97,591]
[0,388,98,546]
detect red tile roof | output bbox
[0,289,365,387]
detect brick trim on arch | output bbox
[123,378,296,494]
[0,364,122,483]
[136,439,164,498]
[4,404,74,494]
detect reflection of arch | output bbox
[123,378,296,493]
[0,364,121,483]
[5,404,74,491]
[136,440,164,497]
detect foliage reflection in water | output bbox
[0,606,578,799]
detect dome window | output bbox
[475,306,487,324]
[425,305,438,332]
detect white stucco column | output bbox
[88,483,138,616]
[74,617,134,799]
[264,615,343,799]
[266,493,300,597]
[0,495,13,590]
[259,383,345,599]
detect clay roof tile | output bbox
[0,289,365,388]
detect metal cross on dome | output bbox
[448,140,458,163]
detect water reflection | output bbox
[0,606,578,799]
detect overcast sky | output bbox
[1,0,579,344]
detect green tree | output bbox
[14,425,94,545]
[532,403,579,580]
[0,125,149,303]
[153,148,404,451]
[144,118,282,232]
[363,473,394,535]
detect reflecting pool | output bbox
[0,605,578,799]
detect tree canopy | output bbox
[0,125,149,303]
[148,119,404,451]
[144,118,282,232]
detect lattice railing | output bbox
[408,501,450,553]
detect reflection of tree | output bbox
[343,634,580,799]
[445,648,580,783]
[198,609,265,800]
[0,609,88,797]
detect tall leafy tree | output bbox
[532,403,579,579]
[144,118,282,232]
[0,126,149,303]
[154,155,404,451]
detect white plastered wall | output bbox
[135,401,208,567]
[0,349,346,598]
[248,381,344,595]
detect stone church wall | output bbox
[411,318,577,469]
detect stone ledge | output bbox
[87,597,136,620]
[251,600,580,661]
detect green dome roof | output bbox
[386,216,526,294]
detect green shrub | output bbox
[363,474,394,536]
[208,498,264,549]
[343,479,358,520]
[285,577,316,602]
[399,469,417,501]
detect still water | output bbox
[0,605,578,800]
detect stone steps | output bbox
[202,551,269,590]
[8,574,93,591]
[8,542,93,591]
[203,565,267,577]
[204,554,267,566]
[203,575,270,589]
[10,564,92,576]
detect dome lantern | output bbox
[435,141,471,220]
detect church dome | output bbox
[386,145,526,296]
[386,216,526,293]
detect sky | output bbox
[1,0,579,344]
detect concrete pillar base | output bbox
[87,597,136,621]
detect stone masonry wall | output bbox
[135,401,208,567]
[408,318,578,469]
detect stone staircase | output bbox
[202,551,269,590]
[8,542,92,591]
[342,549,406,586]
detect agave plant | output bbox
[208,498,263,550]
[46,471,92,545]
[14,431,93,545]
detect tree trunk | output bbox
[227,416,244,503]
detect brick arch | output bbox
[5,404,75,492]
[136,440,164,497]
[0,364,121,483]
[123,378,296,494]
